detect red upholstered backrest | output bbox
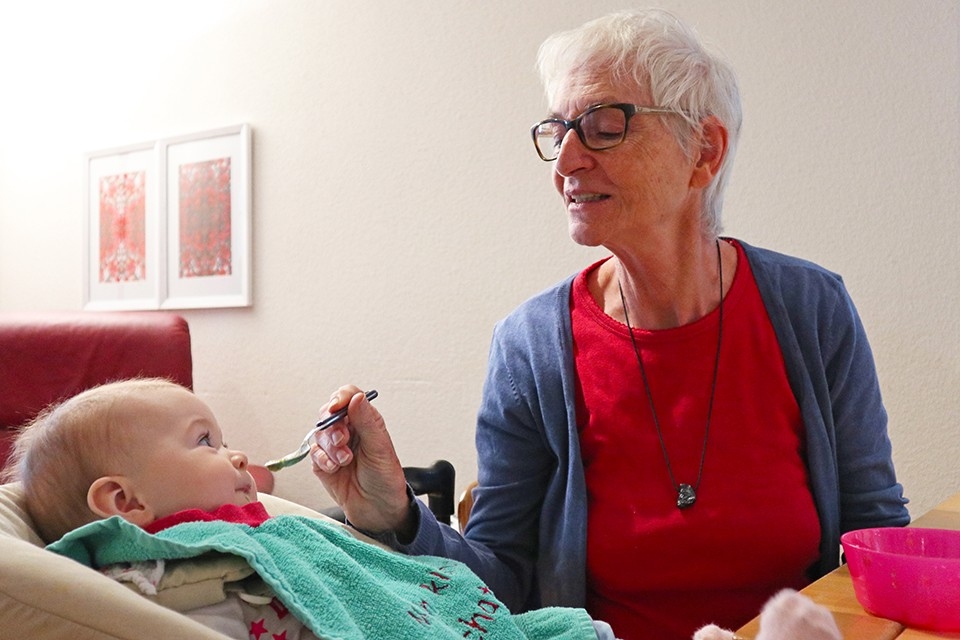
[0,312,192,468]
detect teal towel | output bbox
[49,514,596,640]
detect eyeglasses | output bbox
[530,103,680,161]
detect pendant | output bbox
[677,483,697,509]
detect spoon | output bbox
[264,389,378,472]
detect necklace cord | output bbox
[617,239,723,507]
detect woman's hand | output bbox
[310,385,415,536]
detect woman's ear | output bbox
[87,476,155,526]
[690,115,728,188]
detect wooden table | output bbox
[736,492,960,640]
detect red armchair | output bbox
[0,312,273,493]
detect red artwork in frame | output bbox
[178,158,233,278]
[98,171,147,283]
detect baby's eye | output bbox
[198,433,214,447]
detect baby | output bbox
[4,378,610,640]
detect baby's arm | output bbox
[692,589,841,640]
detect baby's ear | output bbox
[87,476,154,526]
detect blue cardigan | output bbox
[401,240,909,613]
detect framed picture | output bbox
[160,124,252,309]
[83,142,162,310]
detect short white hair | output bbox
[537,9,742,235]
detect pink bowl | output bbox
[841,527,960,631]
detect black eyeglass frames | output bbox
[530,102,680,161]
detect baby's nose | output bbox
[230,450,249,470]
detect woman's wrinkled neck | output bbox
[590,233,736,330]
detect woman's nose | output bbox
[554,129,593,175]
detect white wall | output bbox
[1,0,957,517]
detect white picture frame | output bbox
[83,142,162,311]
[160,124,252,310]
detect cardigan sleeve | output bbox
[400,280,584,612]
[398,317,547,611]
[741,240,909,577]
[819,276,910,530]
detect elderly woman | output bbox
[311,9,909,640]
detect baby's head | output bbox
[3,378,257,543]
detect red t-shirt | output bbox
[572,240,820,640]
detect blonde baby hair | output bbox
[2,378,184,543]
